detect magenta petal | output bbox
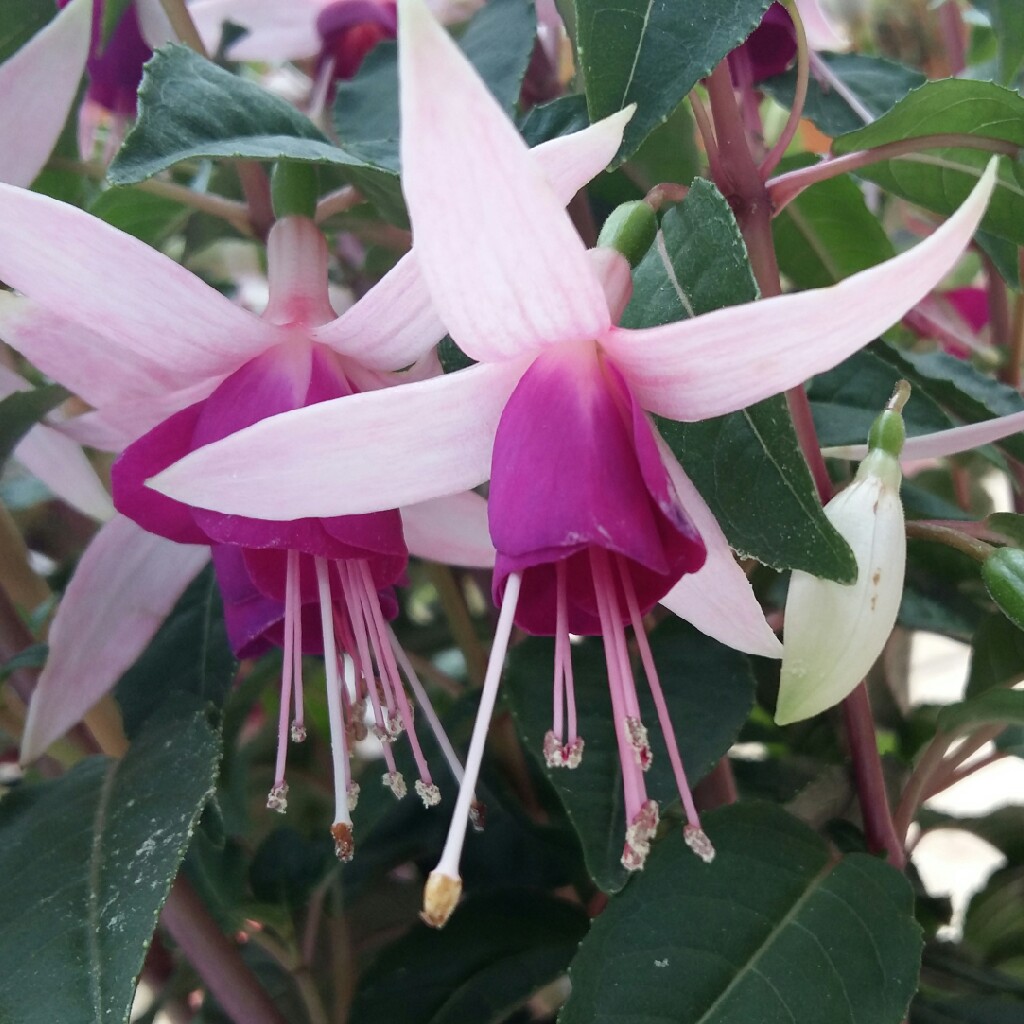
[212,546,325,657]
[112,402,209,545]
[490,343,704,633]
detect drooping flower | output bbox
[776,384,909,725]
[0,0,92,186]
[904,286,992,360]
[152,0,994,922]
[729,0,847,86]
[0,103,629,854]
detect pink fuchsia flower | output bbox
[56,0,175,160]
[0,0,92,186]
[729,0,847,86]
[904,286,992,360]
[152,0,993,919]
[0,101,628,854]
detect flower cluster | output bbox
[0,0,1000,935]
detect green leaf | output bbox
[107,46,406,221]
[832,81,1024,246]
[520,95,593,147]
[561,802,922,1024]
[505,619,754,893]
[0,0,56,61]
[809,350,954,448]
[972,0,1024,86]
[967,612,1024,697]
[574,0,772,161]
[623,179,856,581]
[977,229,1022,288]
[762,54,924,138]
[871,341,1024,463]
[987,514,1024,548]
[912,997,1024,1024]
[0,384,70,470]
[0,697,220,1024]
[350,891,588,1024]
[772,155,895,289]
[89,188,190,246]
[333,0,537,171]
[115,567,236,739]
[936,688,1024,734]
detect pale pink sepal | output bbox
[0,0,91,187]
[402,491,495,567]
[20,515,209,762]
[602,160,998,421]
[0,187,280,401]
[151,358,530,518]
[189,0,327,59]
[0,364,115,521]
[530,106,634,206]
[824,408,1024,464]
[398,0,609,362]
[656,437,782,658]
[796,0,849,52]
[313,252,447,371]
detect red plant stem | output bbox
[694,756,739,812]
[160,876,288,1024]
[767,135,1019,212]
[706,57,905,868]
[843,685,905,866]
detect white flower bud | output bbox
[776,448,905,725]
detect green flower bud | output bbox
[271,161,319,220]
[596,201,657,268]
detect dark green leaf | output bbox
[575,0,772,160]
[810,350,954,448]
[0,0,56,62]
[832,81,1024,246]
[912,998,1024,1024]
[0,697,220,1024]
[972,0,1024,86]
[0,384,71,470]
[871,341,1024,462]
[110,47,365,182]
[623,179,856,581]
[762,54,924,138]
[519,95,592,147]
[936,688,1024,734]
[963,865,1024,970]
[350,891,587,1024]
[772,155,895,288]
[505,619,754,893]
[89,187,190,246]
[967,612,1024,697]
[115,567,236,738]
[333,0,537,171]
[976,229,1021,288]
[562,802,922,1024]
[987,514,1024,548]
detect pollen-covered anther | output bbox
[266,782,289,813]
[415,779,441,807]
[382,770,407,799]
[625,716,652,771]
[469,799,487,831]
[683,824,716,864]
[331,822,354,862]
[371,723,396,743]
[421,871,462,929]
[347,700,368,743]
[290,721,307,742]
[621,799,660,871]
[563,736,584,769]
[543,730,564,767]
[346,781,361,811]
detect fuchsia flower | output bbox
[0,0,92,186]
[0,96,630,857]
[153,0,995,924]
[904,286,992,360]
